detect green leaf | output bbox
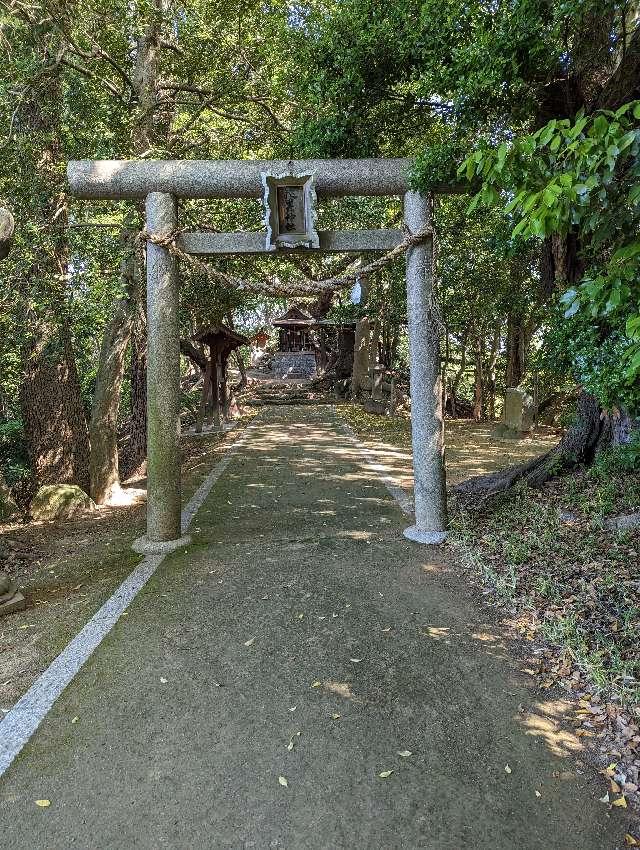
[564,299,580,318]
[559,288,578,305]
[592,115,609,138]
[618,131,637,151]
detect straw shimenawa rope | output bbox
[140,225,432,297]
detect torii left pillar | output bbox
[133,192,191,554]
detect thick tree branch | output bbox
[593,22,640,110]
[59,55,127,103]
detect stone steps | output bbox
[241,382,333,407]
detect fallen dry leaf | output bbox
[378,770,393,778]
[35,800,50,808]
[278,776,288,787]
[504,764,512,774]
[244,638,255,647]
[397,750,412,758]
[613,797,628,808]
[624,834,640,846]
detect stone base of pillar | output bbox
[403,525,447,545]
[132,534,192,555]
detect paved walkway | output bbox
[0,408,624,849]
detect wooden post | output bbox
[195,364,211,433]
[220,356,228,421]
[212,352,221,427]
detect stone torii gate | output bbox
[67,158,448,550]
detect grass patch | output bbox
[452,462,640,709]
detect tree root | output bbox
[454,392,611,500]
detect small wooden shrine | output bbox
[192,325,248,431]
[272,306,316,352]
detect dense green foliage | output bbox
[461,104,640,410]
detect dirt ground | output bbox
[339,405,560,489]
[0,410,557,716]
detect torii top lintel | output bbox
[66,158,461,201]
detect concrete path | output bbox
[0,408,623,849]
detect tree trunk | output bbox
[473,329,484,421]
[307,288,334,320]
[234,350,247,393]
[88,6,166,495]
[0,470,17,520]
[14,24,90,492]
[486,323,501,420]
[351,317,371,397]
[20,326,90,492]
[369,316,381,370]
[456,392,609,499]
[125,298,148,477]
[350,276,370,397]
[505,311,529,388]
[89,297,133,503]
[451,322,470,398]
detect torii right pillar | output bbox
[403,191,448,545]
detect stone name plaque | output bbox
[262,172,320,250]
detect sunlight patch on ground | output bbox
[520,699,583,758]
[471,631,501,644]
[335,530,374,541]
[421,562,447,574]
[323,681,355,700]
[103,487,146,507]
[422,625,452,640]
[339,405,561,489]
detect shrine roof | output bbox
[192,324,249,350]
[272,306,315,327]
